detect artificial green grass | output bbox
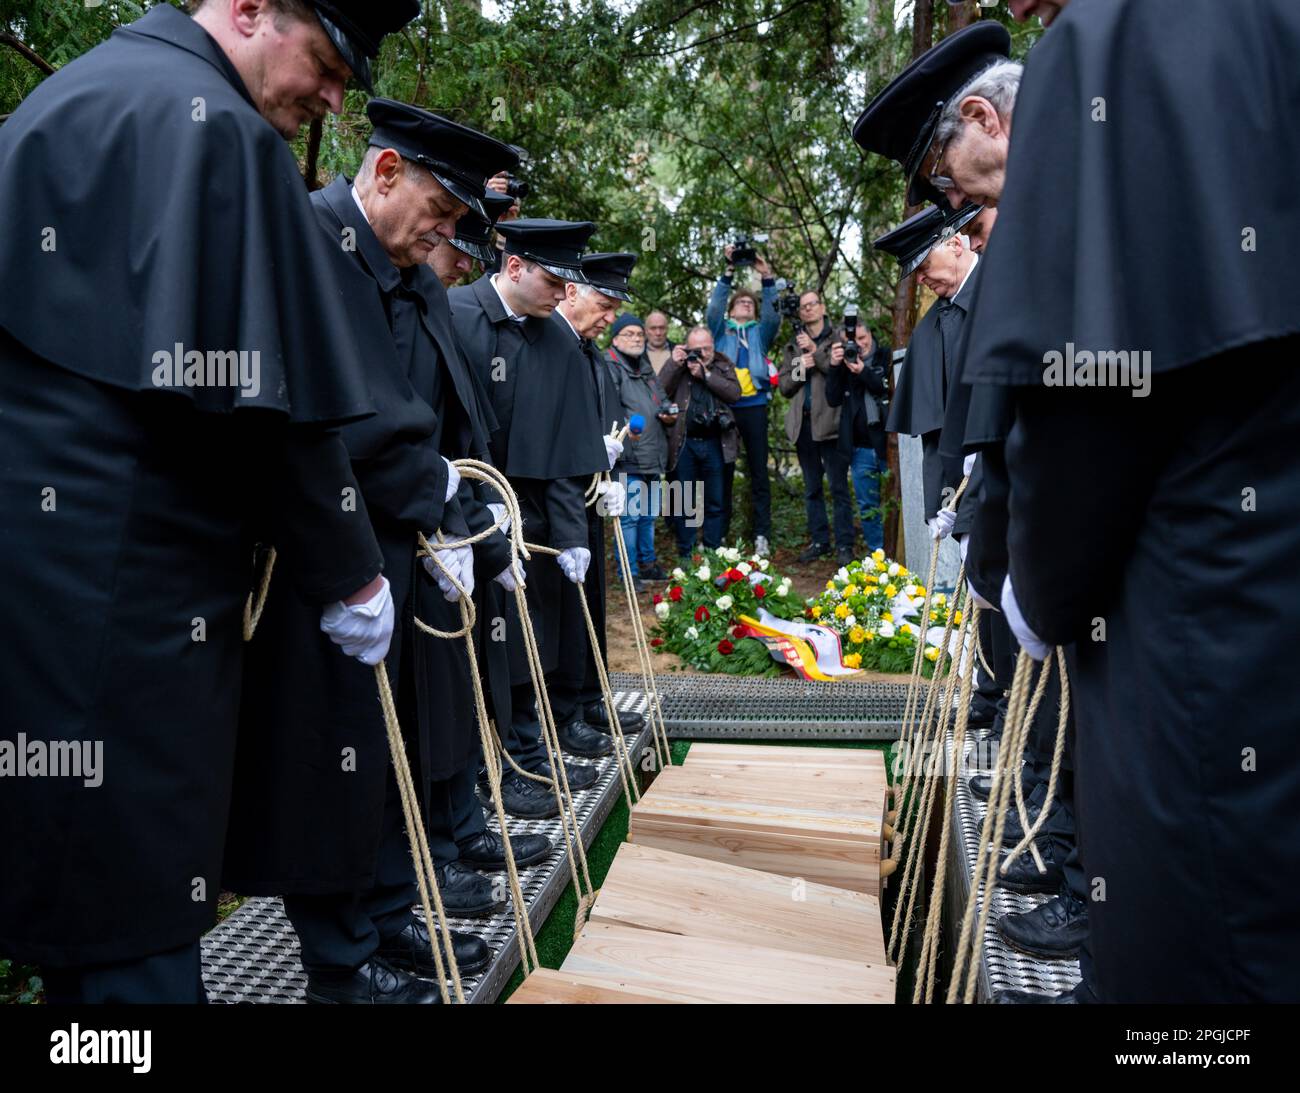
[496,736,895,1002]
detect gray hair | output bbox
[934,60,1024,147]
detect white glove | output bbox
[603,436,624,470]
[928,508,956,540]
[320,577,394,666]
[487,502,511,536]
[442,458,461,503]
[1001,574,1050,662]
[557,546,592,584]
[596,480,627,517]
[967,579,993,610]
[963,452,977,476]
[424,543,475,602]
[494,558,525,592]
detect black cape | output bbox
[0,10,386,967]
[978,0,1300,1001]
[962,0,1300,387]
[0,5,385,423]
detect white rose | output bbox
[654,601,670,619]
[758,559,770,571]
[888,562,900,577]
[879,621,896,639]
[672,567,685,581]
[686,625,699,640]
[737,561,752,575]
[844,614,856,628]
[836,566,850,583]
[904,584,918,597]
[863,558,876,572]
[716,594,734,611]
[695,565,711,581]
[777,581,790,597]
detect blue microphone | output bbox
[628,414,646,436]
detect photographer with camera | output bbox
[825,310,891,553]
[481,169,525,273]
[778,290,856,565]
[660,327,742,558]
[706,239,781,555]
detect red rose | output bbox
[652,592,663,605]
[668,585,683,602]
[692,554,702,563]
[754,583,767,598]
[694,606,710,622]
[730,624,745,639]
[650,638,664,647]
[723,567,743,584]
[717,639,734,654]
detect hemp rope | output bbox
[888,475,970,841]
[242,548,463,1000]
[946,649,1042,1003]
[1002,646,1072,867]
[887,569,969,964]
[914,602,980,1003]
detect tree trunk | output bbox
[303,118,324,191]
[946,1,982,33]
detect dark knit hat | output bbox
[610,313,645,337]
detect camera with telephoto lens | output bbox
[842,303,860,363]
[504,173,530,200]
[685,348,704,364]
[775,278,802,334]
[729,232,768,268]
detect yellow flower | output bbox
[884,583,898,598]
[871,549,885,562]
[914,584,926,595]
[925,647,940,662]
[825,579,835,591]
[849,626,866,644]
[843,653,862,669]
[843,584,858,598]
[954,610,963,625]
[865,630,876,641]
[863,574,878,585]
[930,610,938,622]
[810,605,822,619]
[882,611,893,623]
[934,593,947,606]
[834,603,850,620]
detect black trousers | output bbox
[428,763,487,866]
[794,415,854,549]
[548,510,608,719]
[283,766,416,974]
[721,403,772,541]
[42,939,207,1004]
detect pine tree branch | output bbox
[0,31,56,76]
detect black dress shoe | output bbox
[482,771,560,820]
[535,757,599,791]
[306,955,442,1005]
[996,840,1065,895]
[378,918,490,978]
[584,702,646,733]
[835,544,856,565]
[436,861,507,918]
[993,986,1079,1004]
[457,830,553,871]
[999,798,1065,846]
[796,542,831,563]
[969,773,994,800]
[996,890,1089,960]
[641,564,669,581]
[557,719,614,758]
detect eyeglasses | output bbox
[926,136,956,193]
[799,300,821,311]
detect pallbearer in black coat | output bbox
[223,102,555,1002]
[448,220,613,819]
[0,0,417,1004]
[857,28,1088,988]
[955,0,1300,1003]
[876,203,983,536]
[547,252,651,745]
